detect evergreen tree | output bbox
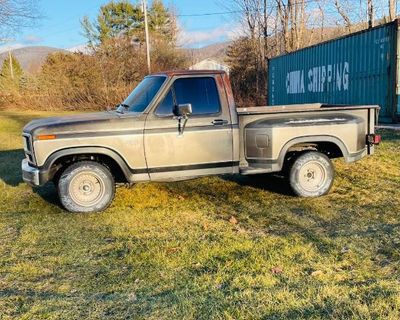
[0,54,24,90]
[81,0,176,48]
[149,0,176,43]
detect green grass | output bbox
[0,111,400,319]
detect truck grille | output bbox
[22,134,35,165]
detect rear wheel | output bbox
[57,161,115,213]
[289,151,334,197]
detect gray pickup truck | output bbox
[22,70,381,212]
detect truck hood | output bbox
[23,111,139,137]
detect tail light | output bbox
[367,134,381,145]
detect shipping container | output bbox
[268,20,400,123]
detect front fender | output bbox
[40,146,138,182]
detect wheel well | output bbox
[287,141,343,159]
[51,153,127,183]
[283,141,343,172]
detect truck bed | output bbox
[236,103,379,175]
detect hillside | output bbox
[0,43,231,74]
[184,41,231,65]
[0,46,67,73]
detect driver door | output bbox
[144,75,234,181]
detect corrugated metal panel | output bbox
[268,21,399,123]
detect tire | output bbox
[57,161,115,213]
[289,151,334,197]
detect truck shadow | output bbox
[0,148,61,207]
[34,183,61,207]
[0,149,25,186]
[223,173,293,196]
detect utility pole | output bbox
[142,0,151,74]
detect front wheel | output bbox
[57,161,115,213]
[289,152,334,197]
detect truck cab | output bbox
[140,70,239,181]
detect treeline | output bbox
[1,0,399,110]
[0,0,188,110]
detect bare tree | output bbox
[389,0,397,20]
[276,0,308,52]
[317,0,325,42]
[334,0,352,32]
[276,0,289,51]
[367,0,374,28]
[0,0,40,36]
[292,0,307,50]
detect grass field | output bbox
[0,111,399,319]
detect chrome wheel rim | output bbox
[298,161,327,192]
[69,172,105,207]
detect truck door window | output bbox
[155,77,221,116]
[174,77,221,115]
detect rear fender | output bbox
[278,135,354,170]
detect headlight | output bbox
[22,133,36,165]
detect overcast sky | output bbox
[0,0,238,51]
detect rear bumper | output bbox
[21,159,48,187]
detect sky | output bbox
[0,0,238,52]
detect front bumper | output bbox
[21,159,47,187]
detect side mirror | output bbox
[174,103,192,117]
[173,104,192,135]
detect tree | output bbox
[0,0,40,36]
[389,0,396,21]
[36,35,188,110]
[225,0,311,105]
[367,0,374,28]
[222,0,274,105]
[81,0,176,48]
[81,1,142,47]
[334,0,352,32]
[149,0,177,43]
[275,0,308,52]
[226,38,267,107]
[0,53,23,90]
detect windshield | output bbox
[120,76,166,113]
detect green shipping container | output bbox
[268,20,400,123]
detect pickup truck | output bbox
[22,70,381,213]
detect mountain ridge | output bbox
[0,46,67,73]
[0,42,231,74]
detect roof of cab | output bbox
[150,70,226,77]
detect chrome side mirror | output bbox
[173,103,192,117]
[174,104,192,135]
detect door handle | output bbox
[212,119,228,125]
